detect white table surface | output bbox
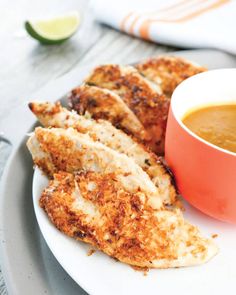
[0,0,177,293]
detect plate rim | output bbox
[1,49,236,295]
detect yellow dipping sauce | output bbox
[182,104,236,153]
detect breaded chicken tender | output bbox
[68,84,147,140]
[85,65,169,154]
[27,127,163,209]
[136,56,206,97]
[29,102,177,206]
[40,171,218,268]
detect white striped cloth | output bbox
[91,0,236,55]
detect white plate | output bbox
[33,161,236,295]
[1,50,236,295]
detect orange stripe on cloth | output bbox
[121,0,196,34]
[120,12,135,32]
[139,0,230,40]
[129,0,192,34]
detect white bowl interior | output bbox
[171,68,236,121]
[170,69,236,156]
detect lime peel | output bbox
[25,11,80,44]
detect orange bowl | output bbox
[165,69,236,223]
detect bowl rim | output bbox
[170,68,236,157]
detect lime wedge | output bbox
[25,11,80,44]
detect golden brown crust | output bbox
[29,102,178,206]
[29,101,61,117]
[27,127,164,211]
[136,56,207,97]
[68,84,147,140]
[40,171,217,268]
[85,65,169,155]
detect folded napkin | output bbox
[91,0,236,55]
